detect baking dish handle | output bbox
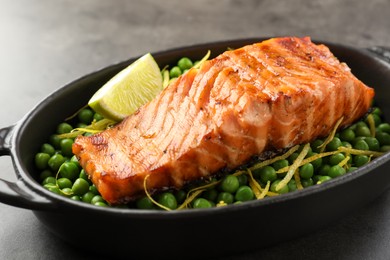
[0,124,55,210]
[366,46,390,64]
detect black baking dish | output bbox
[1,38,390,259]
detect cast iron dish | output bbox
[1,38,390,259]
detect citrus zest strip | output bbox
[177,189,205,210]
[143,175,172,211]
[276,143,310,192]
[64,104,89,121]
[193,50,211,69]
[338,147,384,157]
[57,118,116,139]
[367,114,376,137]
[318,116,344,152]
[294,170,304,190]
[249,145,300,172]
[338,155,351,168]
[259,181,271,199]
[247,169,262,199]
[162,69,170,89]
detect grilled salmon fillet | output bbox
[73,37,374,204]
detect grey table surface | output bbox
[1,0,390,259]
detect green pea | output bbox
[72,178,90,196]
[136,197,155,209]
[60,138,74,157]
[272,159,289,171]
[328,165,346,178]
[44,184,61,194]
[91,195,105,204]
[236,174,248,186]
[89,185,99,195]
[57,122,73,134]
[192,198,213,208]
[57,178,73,189]
[364,137,380,151]
[48,154,66,172]
[78,108,94,124]
[316,175,332,184]
[318,164,331,176]
[169,66,182,78]
[380,145,390,152]
[288,179,297,192]
[372,107,382,116]
[79,169,90,182]
[339,128,356,142]
[347,166,358,172]
[356,121,368,128]
[258,166,277,183]
[82,191,95,203]
[49,134,62,149]
[76,123,88,128]
[202,189,218,202]
[177,57,193,71]
[41,143,55,156]
[299,163,314,179]
[326,137,342,151]
[220,175,240,193]
[35,153,51,170]
[39,170,53,181]
[369,113,382,126]
[59,162,79,181]
[174,190,187,204]
[70,195,81,201]
[217,192,234,204]
[301,178,314,187]
[348,124,357,131]
[94,201,108,207]
[70,155,81,168]
[354,155,369,167]
[329,153,346,166]
[42,176,56,185]
[341,141,352,148]
[235,186,254,201]
[311,139,324,153]
[61,188,73,197]
[157,192,177,210]
[270,180,289,194]
[354,139,369,151]
[310,153,323,170]
[93,112,104,121]
[355,126,371,137]
[376,132,390,146]
[377,123,390,133]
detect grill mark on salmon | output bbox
[73,37,375,204]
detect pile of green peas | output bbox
[34,56,390,210]
[36,108,109,207]
[168,57,199,78]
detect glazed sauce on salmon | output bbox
[73,37,374,204]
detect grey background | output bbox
[1,0,390,259]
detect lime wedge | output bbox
[88,53,163,121]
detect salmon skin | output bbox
[73,37,374,205]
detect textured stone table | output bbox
[1,0,390,259]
